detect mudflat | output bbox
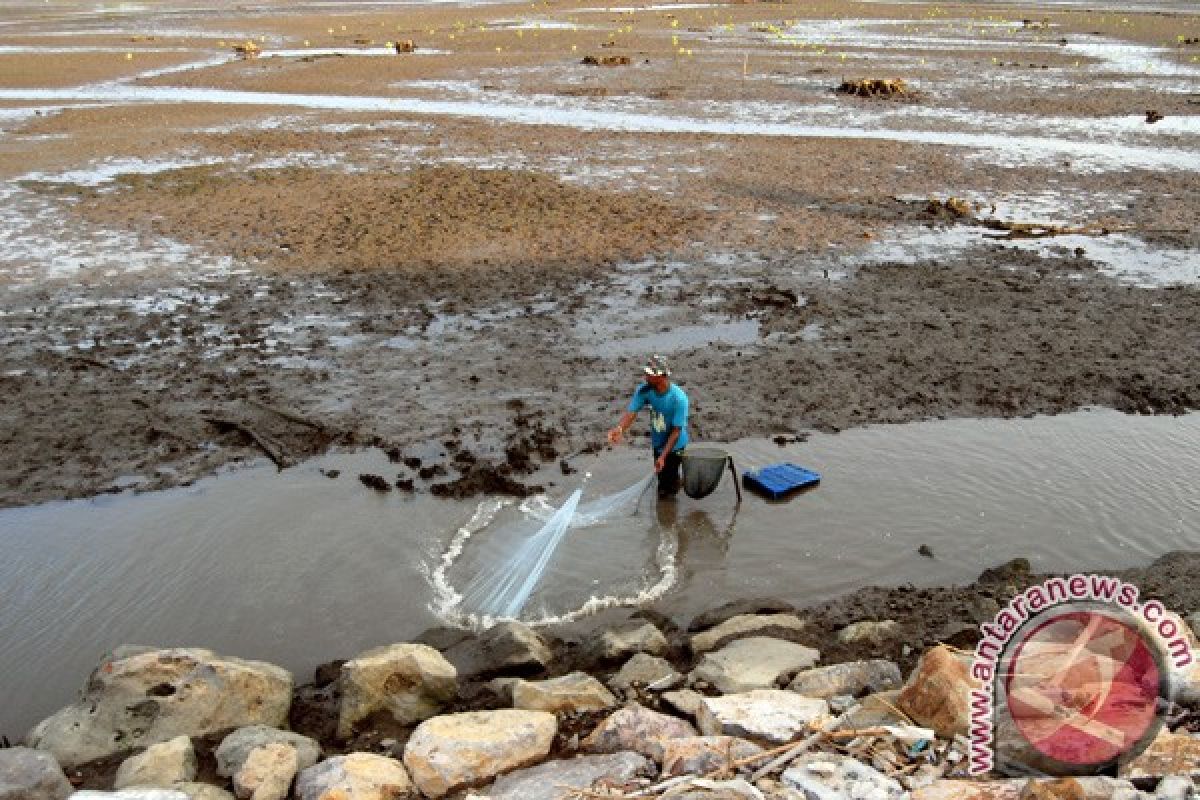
[0,0,1197,507]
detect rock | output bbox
[486,752,655,800]
[1154,776,1194,800]
[895,645,978,738]
[690,615,808,654]
[1187,611,1199,639]
[610,654,682,691]
[115,736,197,789]
[696,690,829,744]
[590,621,669,662]
[829,690,910,730]
[977,558,1032,585]
[173,785,236,800]
[836,620,899,644]
[661,736,764,776]
[414,627,473,652]
[1119,730,1200,778]
[215,726,320,778]
[913,781,1024,800]
[788,660,902,699]
[337,643,457,738]
[581,704,697,762]
[233,743,298,800]
[1017,778,1085,800]
[72,793,190,800]
[27,648,292,768]
[662,689,706,718]
[690,637,819,694]
[442,621,552,679]
[403,710,555,797]
[689,599,795,632]
[512,672,616,713]
[0,747,72,800]
[294,753,413,800]
[660,777,764,799]
[781,752,905,799]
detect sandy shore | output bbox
[0,0,1198,507]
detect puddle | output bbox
[1,409,1198,736]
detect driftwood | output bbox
[247,398,325,430]
[978,219,1130,240]
[203,415,293,469]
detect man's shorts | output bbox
[653,448,684,498]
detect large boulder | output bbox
[442,622,552,679]
[233,742,298,800]
[895,645,978,738]
[27,648,293,768]
[696,690,829,744]
[294,753,413,800]
[660,736,764,776]
[337,643,457,738]
[788,660,902,699]
[688,598,796,632]
[0,747,72,800]
[115,736,197,789]
[581,704,697,763]
[781,752,905,799]
[690,637,819,694]
[589,621,669,662]
[485,752,655,800]
[610,654,682,692]
[215,726,320,778]
[402,710,555,797]
[690,614,808,654]
[512,672,616,713]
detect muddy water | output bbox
[2,409,1198,736]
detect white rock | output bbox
[173,785,236,800]
[609,654,682,691]
[690,614,808,654]
[512,672,616,713]
[836,620,898,644]
[1155,775,1194,800]
[294,753,413,800]
[233,743,298,800]
[662,689,706,719]
[486,752,655,800]
[0,747,73,800]
[782,753,905,800]
[697,690,829,744]
[403,710,556,798]
[690,637,819,694]
[337,642,457,738]
[591,622,669,661]
[215,726,320,779]
[27,648,292,768]
[115,736,197,789]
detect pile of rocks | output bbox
[5,599,1199,800]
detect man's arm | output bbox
[654,427,682,472]
[608,410,638,445]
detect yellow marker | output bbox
[495,45,502,51]
[327,27,333,34]
[304,39,310,46]
[386,40,393,47]
[571,44,577,51]
[218,39,226,46]
[125,52,133,60]
[340,25,347,31]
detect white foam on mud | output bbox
[569,3,726,11]
[2,84,1195,173]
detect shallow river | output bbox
[2,408,1198,736]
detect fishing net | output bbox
[459,475,653,619]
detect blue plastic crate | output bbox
[742,463,821,500]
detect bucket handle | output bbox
[727,456,742,504]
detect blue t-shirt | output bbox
[628,382,689,453]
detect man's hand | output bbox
[654,454,667,473]
[607,426,624,445]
